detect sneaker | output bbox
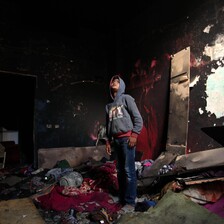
[119,204,135,214]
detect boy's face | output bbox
[111,78,120,92]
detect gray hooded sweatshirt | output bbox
[105,75,143,141]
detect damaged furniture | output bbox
[0,141,20,167]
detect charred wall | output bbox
[0,1,111,164]
[114,0,224,157]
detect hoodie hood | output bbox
[109,75,125,100]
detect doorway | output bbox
[0,71,36,166]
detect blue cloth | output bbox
[45,168,73,181]
[144,199,156,207]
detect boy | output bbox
[105,75,143,213]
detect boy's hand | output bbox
[106,143,112,155]
[128,136,137,148]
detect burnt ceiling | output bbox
[1,0,198,37]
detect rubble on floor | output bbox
[117,190,224,224]
[0,149,224,224]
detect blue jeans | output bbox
[113,137,136,206]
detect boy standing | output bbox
[105,75,143,212]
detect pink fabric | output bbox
[204,194,224,218]
[38,185,122,212]
[37,162,121,213]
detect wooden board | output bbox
[166,47,190,155]
[0,197,45,224]
[174,147,224,170]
